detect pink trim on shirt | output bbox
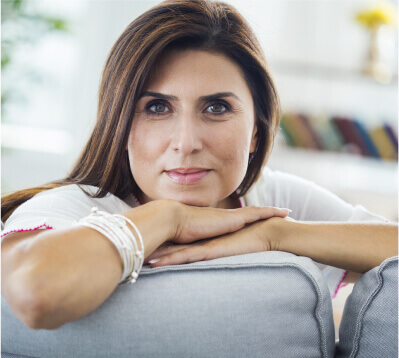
[332,270,349,299]
[131,193,142,206]
[1,223,54,238]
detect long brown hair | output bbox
[2,0,281,223]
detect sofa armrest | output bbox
[335,256,398,358]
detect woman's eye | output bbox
[146,102,170,115]
[205,102,229,115]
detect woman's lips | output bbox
[165,170,211,184]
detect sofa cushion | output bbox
[335,256,398,358]
[2,251,335,358]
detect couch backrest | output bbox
[2,251,335,358]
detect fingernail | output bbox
[148,258,161,264]
[281,208,292,213]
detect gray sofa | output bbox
[2,251,398,358]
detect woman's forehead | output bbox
[142,49,251,99]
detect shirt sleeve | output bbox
[261,168,390,298]
[1,185,131,245]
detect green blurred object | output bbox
[1,0,69,121]
[279,115,295,146]
[307,114,344,152]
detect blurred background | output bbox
[1,0,398,338]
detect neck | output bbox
[216,195,241,209]
[135,191,241,209]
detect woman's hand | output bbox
[145,217,285,267]
[170,202,290,244]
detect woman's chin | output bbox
[165,193,217,207]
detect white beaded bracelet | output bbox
[79,211,134,283]
[114,214,144,283]
[87,215,134,282]
[88,211,136,281]
[78,207,144,285]
[79,219,130,275]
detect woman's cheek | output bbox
[131,122,169,156]
[213,129,249,179]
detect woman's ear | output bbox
[250,124,258,153]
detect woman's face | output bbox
[127,49,257,208]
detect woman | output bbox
[1,0,397,331]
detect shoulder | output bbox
[5,184,134,226]
[243,166,319,205]
[242,167,353,221]
[2,184,137,243]
[243,166,388,223]
[26,184,126,209]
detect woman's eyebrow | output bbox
[199,92,242,103]
[139,91,242,103]
[139,91,178,101]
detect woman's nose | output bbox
[170,116,203,154]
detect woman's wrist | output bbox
[122,199,181,259]
[157,198,182,240]
[268,217,296,252]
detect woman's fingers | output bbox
[236,206,291,222]
[149,241,218,267]
[174,204,291,244]
[150,220,271,267]
[144,239,214,265]
[144,242,192,264]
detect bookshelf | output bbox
[267,143,398,221]
[266,57,397,222]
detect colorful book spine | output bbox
[369,125,397,161]
[331,117,370,156]
[281,113,318,149]
[383,123,398,154]
[307,114,344,151]
[352,119,380,158]
[279,118,295,146]
[296,114,324,150]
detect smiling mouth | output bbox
[165,169,211,184]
